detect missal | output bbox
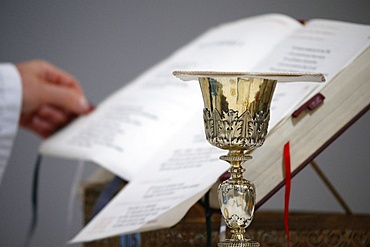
[38,14,370,242]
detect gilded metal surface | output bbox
[195,75,277,246]
[218,240,260,247]
[200,77,276,151]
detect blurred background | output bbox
[0,1,369,246]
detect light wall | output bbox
[0,1,369,246]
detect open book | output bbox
[39,14,370,242]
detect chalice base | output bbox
[218,239,260,247]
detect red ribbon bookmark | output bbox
[284,142,291,246]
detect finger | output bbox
[37,105,69,126]
[38,105,80,128]
[38,60,84,92]
[41,83,91,115]
[30,115,56,138]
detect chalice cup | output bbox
[173,71,325,247]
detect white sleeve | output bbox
[0,63,22,186]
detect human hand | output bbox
[16,60,92,138]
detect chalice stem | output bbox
[218,151,259,246]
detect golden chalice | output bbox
[173,71,324,247]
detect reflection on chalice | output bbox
[173,71,324,247]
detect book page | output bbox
[253,18,370,129]
[70,113,229,242]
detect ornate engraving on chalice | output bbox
[173,71,325,247]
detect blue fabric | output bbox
[89,175,141,246]
[120,233,141,247]
[89,176,125,220]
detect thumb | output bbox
[42,83,91,114]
